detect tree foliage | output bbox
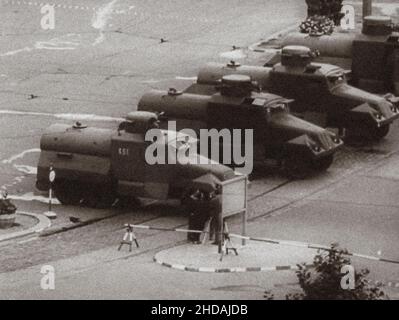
[265,244,388,300]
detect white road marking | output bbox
[13,165,37,175]
[8,192,61,205]
[175,76,198,81]
[92,0,118,46]
[140,79,163,84]
[0,110,124,122]
[2,149,40,165]
[0,47,33,57]
[219,48,248,60]
[18,237,38,244]
[0,34,81,56]
[35,34,81,50]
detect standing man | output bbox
[205,191,223,245]
[186,189,223,244]
[186,190,207,243]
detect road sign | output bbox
[46,166,57,219]
[49,169,56,183]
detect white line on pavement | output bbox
[8,192,61,205]
[92,0,118,46]
[0,110,124,122]
[2,148,40,164]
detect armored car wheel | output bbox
[346,124,390,142]
[53,180,83,206]
[311,154,334,172]
[283,156,313,179]
[115,196,141,209]
[370,124,390,140]
[83,183,116,209]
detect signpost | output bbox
[217,175,248,253]
[363,0,372,18]
[44,166,57,219]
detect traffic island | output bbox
[154,242,316,273]
[0,212,51,242]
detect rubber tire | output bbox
[83,184,116,209]
[283,156,312,180]
[54,180,83,206]
[370,124,390,141]
[346,124,390,142]
[310,154,334,172]
[116,196,141,209]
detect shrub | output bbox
[265,244,388,300]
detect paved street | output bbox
[0,0,398,300]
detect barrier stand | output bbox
[219,222,238,262]
[118,224,139,252]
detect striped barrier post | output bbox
[228,233,399,265]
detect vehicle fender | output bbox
[346,102,399,127]
[268,111,342,156]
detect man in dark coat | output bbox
[186,190,222,244]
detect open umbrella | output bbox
[191,173,221,194]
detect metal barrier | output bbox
[118,223,399,266]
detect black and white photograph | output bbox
[0,0,398,305]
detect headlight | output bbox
[333,137,341,144]
[306,137,322,153]
[313,145,321,152]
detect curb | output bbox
[154,255,399,290]
[153,255,312,274]
[40,212,122,237]
[0,211,51,242]
[155,255,399,290]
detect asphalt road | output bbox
[0,0,398,300]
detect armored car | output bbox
[138,75,342,178]
[197,46,399,141]
[273,16,399,95]
[36,112,236,208]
